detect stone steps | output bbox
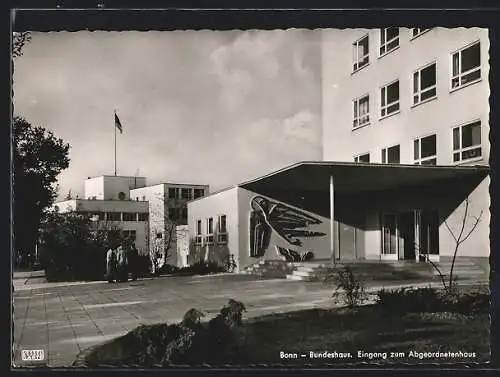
[241,260,297,279]
[245,258,488,283]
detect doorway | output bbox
[418,209,440,262]
[380,209,439,262]
[397,211,416,260]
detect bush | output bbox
[40,211,111,282]
[178,261,226,276]
[376,285,490,314]
[134,254,153,277]
[376,286,441,313]
[324,266,367,307]
[78,299,247,367]
[42,243,107,282]
[157,264,180,275]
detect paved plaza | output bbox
[12,272,485,368]
[13,274,341,367]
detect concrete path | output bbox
[12,273,488,368]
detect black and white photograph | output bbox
[11,9,494,369]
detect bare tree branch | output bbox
[415,242,447,290]
[458,210,483,246]
[443,219,458,243]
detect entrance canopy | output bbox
[239,161,489,194]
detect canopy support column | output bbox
[330,175,336,266]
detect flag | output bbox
[115,112,123,134]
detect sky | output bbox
[13,30,323,200]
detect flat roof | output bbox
[239,161,490,195]
[55,198,149,205]
[131,182,209,189]
[187,185,238,204]
[86,175,147,179]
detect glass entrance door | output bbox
[381,214,398,260]
[414,209,440,262]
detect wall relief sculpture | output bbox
[249,195,326,259]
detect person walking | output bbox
[116,242,129,282]
[106,245,117,283]
[127,240,139,281]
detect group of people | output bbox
[106,239,139,283]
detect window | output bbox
[452,41,481,89]
[453,120,482,163]
[168,187,178,199]
[413,62,437,105]
[414,134,437,165]
[169,207,180,221]
[352,35,369,71]
[181,207,188,219]
[123,230,137,240]
[205,218,214,245]
[354,153,370,163]
[217,215,228,244]
[206,217,214,234]
[181,188,192,200]
[353,95,370,128]
[122,212,137,221]
[107,212,121,221]
[156,232,163,239]
[381,80,400,117]
[412,28,430,38]
[380,28,399,56]
[382,214,398,255]
[138,213,149,221]
[195,220,202,245]
[381,145,400,164]
[194,188,205,199]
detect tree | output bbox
[40,209,122,281]
[12,31,31,59]
[443,197,483,288]
[13,116,70,266]
[419,197,483,294]
[147,193,191,274]
[149,210,181,274]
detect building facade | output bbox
[54,196,150,254]
[187,27,490,272]
[131,183,209,267]
[322,27,490,262]
[55,176,209,264]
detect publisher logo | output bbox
[21,349,45,362]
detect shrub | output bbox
[178,261,226,276]
[376,286,442,313]
[376,285,489,314]
[79,300,246,367]
[453,292,490,314]
[40,211,112,282]
[135,254,153,277]
[157,264,180,275]
[324,266,367,307]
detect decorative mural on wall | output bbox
[249,196,326,262]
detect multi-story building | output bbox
[187,27,490,272]
[54,176,209,265]
[130,183,209,267]
[54,175,150,253]
[321,27,489,262]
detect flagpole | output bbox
[114,110,117,176]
